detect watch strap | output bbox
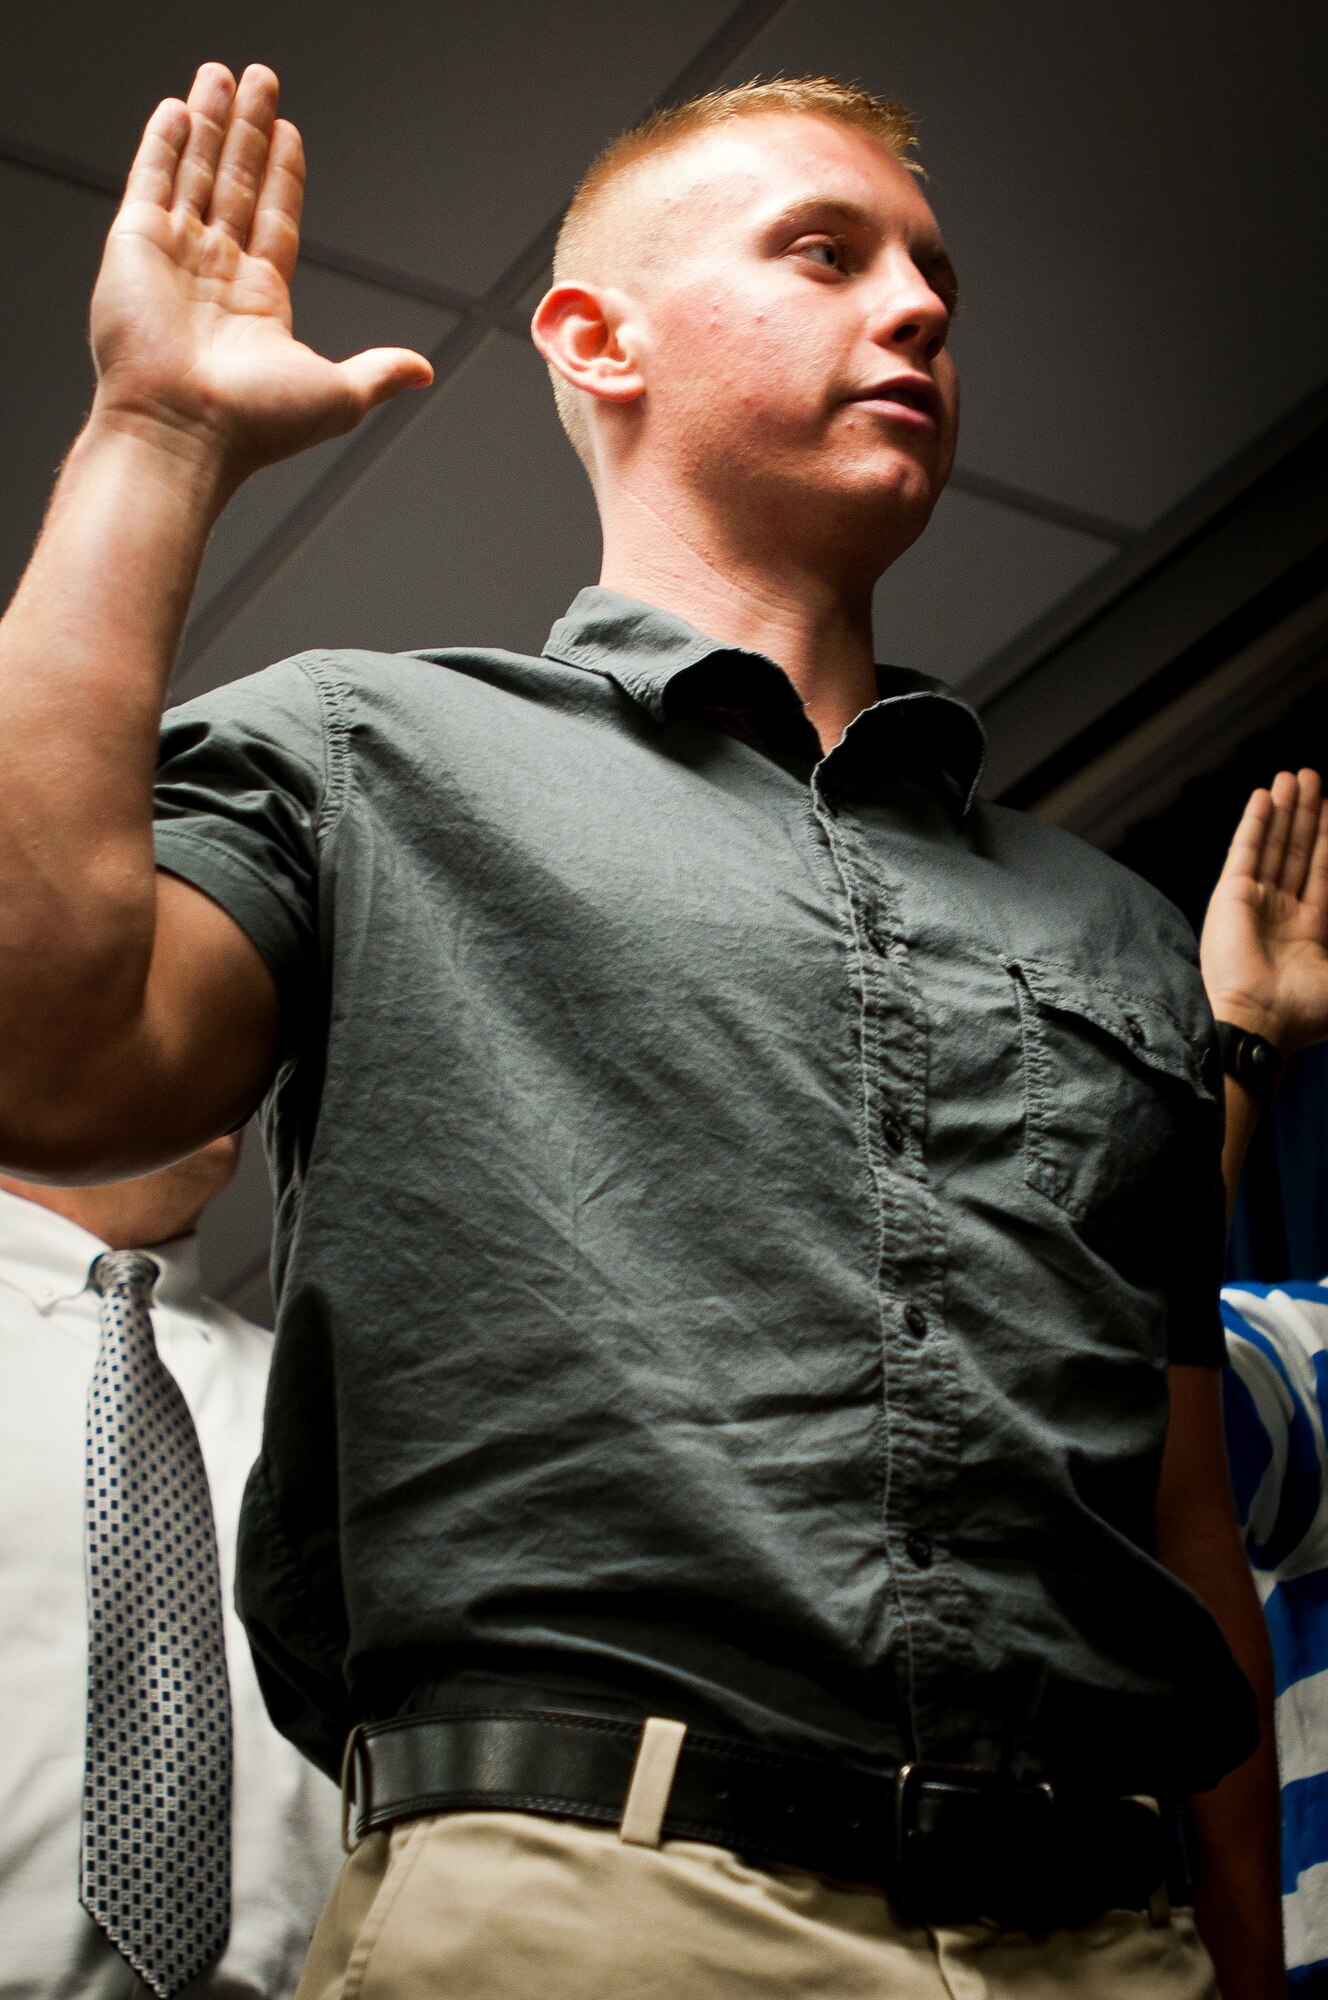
[1215,1020,1285,1106]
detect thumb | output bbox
[337,346,434,411]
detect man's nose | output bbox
[867,254,950,363]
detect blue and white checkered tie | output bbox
[81,1249,233,1999]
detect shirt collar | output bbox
[544,585,986,813]
[0,1186,204,1318]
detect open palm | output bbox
[91,63,431,476]
[1201,768,1328,1056]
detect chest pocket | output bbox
[1010,957,1217,1246]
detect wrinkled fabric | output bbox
[151,588,1253,1794]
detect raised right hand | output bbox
[89,62,432,481]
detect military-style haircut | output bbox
[546,77,921,474]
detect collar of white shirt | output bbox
[0,1185,203,1320]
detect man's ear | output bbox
[530,282,646,409]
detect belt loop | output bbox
[618,1717,688,1848]
[340,1723,368,1855]
[1126,1794,1171,1926]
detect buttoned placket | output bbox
[809,728,972,1763]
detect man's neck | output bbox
[599,480,881,753]
[0,1175,202,1250]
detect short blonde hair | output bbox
[546,77,922,472]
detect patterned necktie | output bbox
[81,1249,233,2000]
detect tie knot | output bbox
[90,1250,162,1302]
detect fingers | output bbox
[1303,795,1328,927]
[1234,770,1327,904]
[247,119,305,284]
[205,63,280,247]
[1261,768,1299,886]
[337,348,435,413]
[122,95,192,210]
[1218,786,1271,887]
[1282,768,1324,901]
[131,62,290,253]
[172,63,236,219]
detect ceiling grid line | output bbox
[943,468,1131,548]
[0,134,529,336]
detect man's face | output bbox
[626,115,959,566]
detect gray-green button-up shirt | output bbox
[152,587,1254,1793]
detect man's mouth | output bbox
[847,375,940,428]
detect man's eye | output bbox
[795,238,844,270]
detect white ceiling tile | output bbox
[0,3,745,296]
[0,158,456,632]
[733,0,1328,528]
[873,488,1113,687]
[176,331,600,701]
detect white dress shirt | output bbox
[0,1189,343,1999]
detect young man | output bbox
[0,62,1283,1996]
[1198,768,1328,1988]
[0,1140,343,1997]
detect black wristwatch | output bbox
[1214,1020,1285,1107]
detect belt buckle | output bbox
[894,1761,1056,1926]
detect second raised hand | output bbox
[1201,767,1328,1056]
[89,63,432,481]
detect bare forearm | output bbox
[1158,1369,1283,1992]
[1185,1552,1282,1995]
[1190,1759,1283,1996]
[0,408,228,1103]
[1220,1075,1262,1222]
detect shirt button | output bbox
[903,1302,928,1339]
[883,1115,906,1153]
[905,1531,934,1569]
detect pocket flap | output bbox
[1013,957,1214,1097]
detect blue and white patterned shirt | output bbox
[1223,1278,1328,1992]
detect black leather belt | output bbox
[341,1709,1191,1930]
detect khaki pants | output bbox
[294,1811,1218,1999]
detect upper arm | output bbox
[10,657,328,1182]
[138,866,281,1166]
[14,869,280,1184]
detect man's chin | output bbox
[825,434,948,509]
[834,459,943,550]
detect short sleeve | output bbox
[1163,1016,1229,1368]
[152,656,332,1046]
